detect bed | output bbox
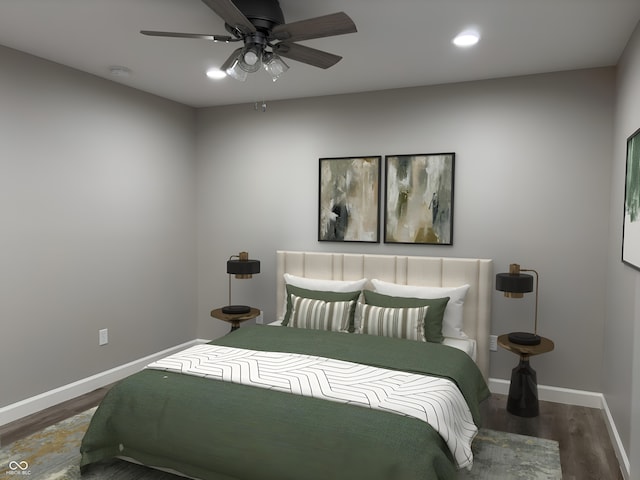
[80,251,492,480]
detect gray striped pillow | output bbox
[355,303,428,342]
[289,294,354,332]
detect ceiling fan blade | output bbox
[141,30,233,42]
[273,42,342,69]
[200,0,255,33]
[271,12,356,42]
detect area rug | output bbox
[1,409,562,479]
[459,428,562,479]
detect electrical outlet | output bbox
[489,335,498,352]
[99,328,109,346]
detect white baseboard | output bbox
[488,378,603,408]
[488,378,630,480]
[601,394,631,480]
[0,339,208,427]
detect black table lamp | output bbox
[222,251,260,315]
[496,263,541,345]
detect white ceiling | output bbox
[1,0,639,108]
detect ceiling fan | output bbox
[141,0,357,82]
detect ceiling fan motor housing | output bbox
[231,0,284,31]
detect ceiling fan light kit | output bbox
[141,0,356,82]
[262,52,289,81]
[223,49,249,81]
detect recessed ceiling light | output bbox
[453,31,480,47]
[206,68,227,80]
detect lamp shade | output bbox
[227,258,260,276]
[495,272,534,294]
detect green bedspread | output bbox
[80,325,489,480]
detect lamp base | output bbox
[221,305,251,315]
[508,332,541,345]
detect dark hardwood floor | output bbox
[480,393,624,480]
[0,389,624,479]
[0,386,112,448]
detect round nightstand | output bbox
[210,307,260,332]
[498,334,554,417]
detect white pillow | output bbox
[284,274,368,292]
[370,279,470,339]
[355,303,428,342]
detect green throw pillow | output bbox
[283,285,361,332]
[363,290,449,343]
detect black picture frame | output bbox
[623,127,640,271]
[384,153,455,245]
[318,156,381,243]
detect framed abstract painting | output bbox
[623,127,640,271]
[318,156,381,243]
[384,153,455,245]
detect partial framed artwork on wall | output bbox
[318,156,381,243]
[384,153,455,245]
[623,127,640,271]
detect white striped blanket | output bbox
[147,344,477,469]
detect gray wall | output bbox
[0,45,198,407]
[608,21,640,473]
[196,68,614,396]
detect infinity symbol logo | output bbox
[9,460,29,471]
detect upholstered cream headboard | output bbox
[276,250,493,380]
